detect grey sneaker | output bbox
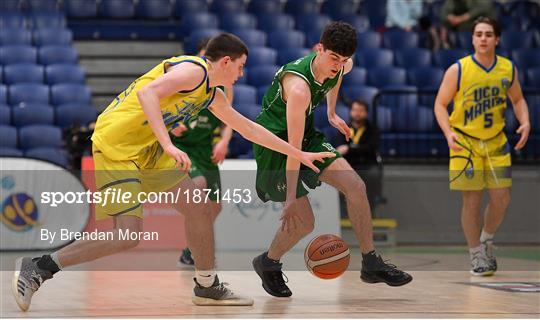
[11,257,53,311]
[482,240,497,273]
[470,251,494,276]
[192,276,253,306]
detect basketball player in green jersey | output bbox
[252,22,412,297]
[173,38,234,266]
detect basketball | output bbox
[304,234,350,279]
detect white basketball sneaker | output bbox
[11,257,53,311]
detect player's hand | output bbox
[328,113,350,141]
[212,140,228,164]
[164,144,191,172]
[515,122,530,150]
[280,199,301,232]
[446,132,462,152]
[170,123,187,137]
[299,151,335,173]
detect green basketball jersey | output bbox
[171,108,221,147]
[256,52,343,135]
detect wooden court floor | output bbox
[1,248,539,318]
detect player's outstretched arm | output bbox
[434,63,461,151]
[507,66,531,150]
[209,89,334,173]
[327,59,354,141]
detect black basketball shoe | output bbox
[252,253,292,297]
[361,254,413,286]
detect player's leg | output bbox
[319,158,412,286]
[252,196,314,297]
[460,190,484,248]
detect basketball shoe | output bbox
[360,254,413,286]
[192,275,254,306]
[470,249,494,276]
[12,257,53,311]
[178,247,194,267]
[481,240,497,274]
[252,253,292,297]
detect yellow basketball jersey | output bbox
[92,55,216,161]
[450,54,514,140]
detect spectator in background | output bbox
[440,0,495,48]
[336,100,383,211]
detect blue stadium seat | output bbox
[28,12,66,29]
[305,30,322,48]
[360,0,387,30]
[0,85,6,104]
[9,84,49,105]
[407,67,444,88]
[505,108,519,132]
[257,85,269,103]
[284,0,319,16]
[394,48,432,69]
[356,48,393,68]
[456,32,473,51]
[4,64,44,85]
[45,64,85,85]
[235,103,260,121]
[0,12,26,29]
[229,132,253,158]
[277,48,311,65]
[0,147,23,156]
[19,125,63,150]
[136,0,172,19]
[232,29,266,47]
[1,45,37,65]
[181,13,219,37]
[500,31,535,51]
[184,29,222,54]
[28,0,60,12]
[321,0,358,20]
[233,85,257,105]
[210,0,246,13]
[341,86,379,106]
[376,106,392,132]
[99,0,135,19]
[379,85,418,109]
[174,0,209,18]
[248,0,282,15]
[12,104,54,126]
[511,49,540,70]
[25,147,69,167]
[38,46,78,65]
[499,16,527,31]
[257,13,295,32]
[313,103,349,129]
[268,30,306,49]
[320,126,338,145]
[33,28,73,46]
[0,105,10,125]
[51,84,91,106]
[0,28,32,45]
[434,49,468,69]
[383,30,419,49]
[357,31,381,49]
[340,14,370,32]
[247,47,277,67]
[0,125,17,148]
[527,67,540,87]
[394,105,434,132]
[221,13,257,32]
[55,104,97,127]
[342,67,367,87]
[0,0,22,12]
[296,14,331,35]
[64,0,98,19]
[248,65,279,87]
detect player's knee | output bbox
[490,191,510,208]
[113,232,140,250]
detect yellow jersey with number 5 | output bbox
[449,54,514,140]
[91,55,216,161]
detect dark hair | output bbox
[472,16,501,37]
[196,37,211,55]
[350,99,368,112]
[320,21,357,57]
[204,33,249,61]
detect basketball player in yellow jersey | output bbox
[12,34,335,311]
[434,17,530,276]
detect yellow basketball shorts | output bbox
[449,130,511,191]
[93,142,187,220]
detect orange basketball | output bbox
[304,234,350,279]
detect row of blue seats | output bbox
[0,45,77,65]
[0,104,97,128]
[0,83,91,106]
[0,146,69,167]
[1,124,65,150]
[0,28,73,46]
[0,64,84,85]
[0,12,66,29]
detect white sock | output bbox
[196,270,216,288]
[51,252,63,270]
[480,230,494,243]
[469,245,482,259]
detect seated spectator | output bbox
[385,0,423,32]
[440,0,495,48]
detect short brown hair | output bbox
[472,16,501,37]
[204,33,249,61]
[320,21,357,57]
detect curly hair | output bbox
[320,21,357,57]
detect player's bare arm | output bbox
[506,66,531,150]
[434,63,461,151]
[208,89,335,173]
[327,58,353,141]
[137,63,207,171]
